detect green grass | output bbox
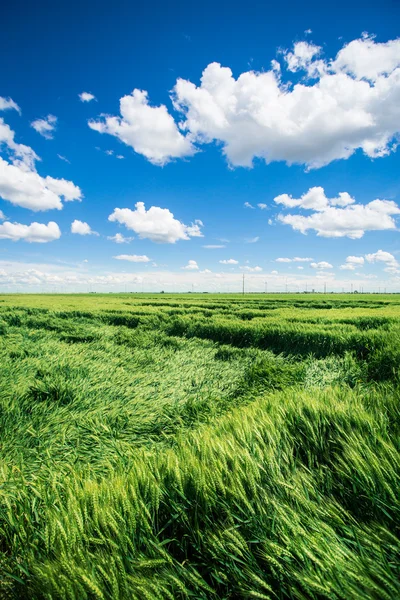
[0,293,399,599]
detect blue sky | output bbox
[1,0,400,292]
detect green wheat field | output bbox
[0,293,399,599]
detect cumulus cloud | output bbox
[71,220,98,236]
[0,118,82,210]
[0,157,82,211]
[79,92,96,102]
[333,37,400,81]
[257,203,268,209]
[203,244,226,248]
[0,220,61,242]
[365,249,397,265]
[0,96,20,113]
[244,202,255,208]
[340,255,365,270]
[114,254,150,262]
[107,233,133,243]
[219,258,238,264]
[89,89,194,165]
[172,36,400,168]
[241,265,262,272]
[108,201,203,243]
[311,261,333,269]
[182,259,199,270]
[275,187,355,211]
[276,186,400,238]
[0,118,39,169]
[31,115,57,139]
[284,41,322,74]
[91,36,400,169]
[365,249,399,273]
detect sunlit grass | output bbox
[0,293,399,598]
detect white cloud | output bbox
[340,255,365,270]
[203,244,225,248]
[257,203,268,209]
[0,97,20,113]
[271,270,278,274]
[297,266,304,270]
[365,250,398,271]
[271,60,281,73]
[346,255,365,265]
[108,201,203,243]
[87,36,400,169]
[31,115,57,139]
[284,41,322,74]
[71,220,98,236]
[0,259,396,292]
[0,118,39,169]
[57,154,70,163]
[0,118,81,211]
[219,258,238,264]
[116,155,124,159]
[241,265,262,272]
[0,210,5,220]
[89,89,194,165]
[275,187,355,211]
[114,254,151,262]
[182,259,199,270]
[365,249,397,264]
[276,187,400,238]
[245,236,259,243]
[244,202,255,208]
[333,36,400,81]
[315,270,335,280]
[311,261,333,269]
[276,257,313,263]
[79,92,96,103]
[0,156,82,211]
[0,220,61,242]
[107,233,133,243]
[170,36,400,168]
